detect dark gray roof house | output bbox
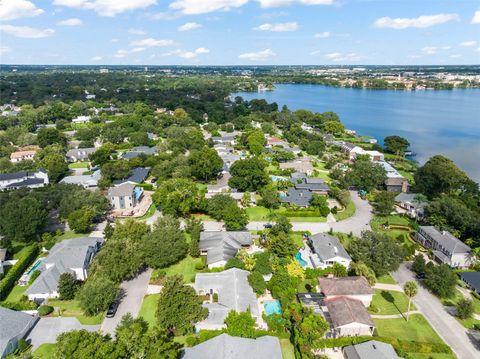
[112,167,149,186]
[458,272,480,294]
[296,178,330,193]
[280,187,312,207]
[306,233,351,269]
[0,170,49,191]
[66,147,96,162]
[200,231,252,267]
[183,333,282,359]
[0,307,38,358]
[121,146,158,159]
[343,340,401,359]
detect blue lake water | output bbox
[233,84,480,182]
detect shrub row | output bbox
[0,245,39,301]
[283,211,321,218]
[0,300,38,311]
[136,183,154,191]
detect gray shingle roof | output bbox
[280,188,312,207]
[0,307,38,357]
[109,182,136,197]
[459,272,480,293]
[122,146,158,159]
[343,340,401,359]
[66,148,96,161]
[112,167,149,185]
[194,268,259,329]
[325,296,374,328]
[318,276,373,296]
[418,226,471,254]
[183,334,282,359]
[199,231,252,265]
[309,233,351,262]
[0,171,28,181]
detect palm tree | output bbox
[404,281,418,321]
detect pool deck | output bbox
[256,293,275,329]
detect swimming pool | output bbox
[263,300,282,316]
[270,175,287,182]
[295,252,308,268]
[27,259,43,275]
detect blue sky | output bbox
[0,0,479,65]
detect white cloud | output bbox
[421,46,437,55]
[471,10,480,24]
[57,18,83,26]
[163,47,210,59]
[324,52,365,62]
[0,46,11,55]
[459,40,477,47]
[441,45,451,50]
[128,28,146,35]
[195,47,209,54]
[131,47,146,53]
[130,38,174,47]
[239,48,276,61]
[0,0,43,21]
[169,0,248,15]
[254,22,298,32]
[53,0,157,17]
[178,22,202,32]
[373,13,459,29]
[90,56,102,61]
[314,31,330,38]
[310,50,321,55]
[450,54,462,59]
[258,0,334,8]
[114,49,128,58]
[0,25,55,38]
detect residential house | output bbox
[26,237,103,302]
[0,248,6,276]
[280,187,312,207]
[318,276,373,307]
[323,296,375,337]
[377,161,409,193]
[183,333,282,359]
[458,272,480,295]
[193,268,259,330]
[59,170,101,189]
[108,183,142,210]
[71,115,91,124]
[207,173,231,194]
[0,170,49,191]
[66,148,96,162]
[343,340,401,359]
[112,167,149,186]
[205,192,256,206]
[415,226,473,269]
[395,192,426,219]
[0,307,38,359]
[0,104,21,117]
[299,233,351,269]
[341,143,384,162]
[10,150,37,163]
[121,146,158,159]
[295,177,330,195]
[212,135,236,145]
[279,158,314,176]
[199,231,252,268]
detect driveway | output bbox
[392,263,480,358]
[330,191,372,236]
[100,268,152,336]
[27,317,100,350]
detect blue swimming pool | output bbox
[270,175,287,182]
[27,259,43,275]
[264,300,282,316]
[295,252,308,268]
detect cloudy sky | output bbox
[0,0,479,65]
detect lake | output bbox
[233,84,480,182]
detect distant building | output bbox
[183,333,282,359]
[415,226,473,269]
[377,161,409,193]
[26,237,103,302]
[108,183,143,210]
[121,146,158,159]
[10,150,37,163]
[395,192,426,219]
[0,170,49,191]
[318,276,373,307]
[295,177,330,195]
[71,115,91,124]
[60,170,101,189]
[343,340,401,359]
[66,148,96,162]
[211,135,236,146]
[279,158,314,176]
[0,307,38,358]
[200,231,252,268]
[341,143,384,162]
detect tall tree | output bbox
[384,135,410,155]
[188,146,223,181]
[346,159,387,192]
[228,157,269,192]
[77,275,119,316]
[403,281,417,321]
[153,178,202,216]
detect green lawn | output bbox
[137,204,157,220]
[48,299,104,325]
[56,231,87,241]
[408,354,456,359]
[138,293,159,329]
[369,289,416,315]
[153,255,203,283]
[33,343,57,358]
[456,316,480,329]
[398,170,415,184]
[279,338,295,359]
[333,198,355,221]
[374,314,444,344]
[377,274,397,284]
[4,284,29,302]
[441,288,480,314]
[291,232,306,248]
[245,206,327,222]
[68,162,89,169]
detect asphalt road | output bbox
[100,268,152,336]
[392,263,480,359]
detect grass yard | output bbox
[333,198,355,221]
[246,206,327,222]
[48,299,104,325]
[4,284,29,302]
[154,255,203,283]
[374,314,444,344]
[456,316,480,329]
[399,170,415,184]
[33,343,57,358]
[279,338,295,359]
[441,288,480,314]
[291,232,306,248]
[55,231,87,241]
[137,204,157,220]
[369,289,416,315]
[407,354,456,359]
[376,274,397,284]
[68,162,89,169]
[138,293,159,329]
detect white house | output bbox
[318,276,374,307]
[108,183,142,210]
[298,233,351,269]
[72,115,91,124]
[10,150,37,163]
[0,170,49,191]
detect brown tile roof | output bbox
[318,276,373,296]
[325,296,374,328]
[10,150,37,159]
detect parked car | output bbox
[106,299,120,318]
[264,223,273,229]
[416,273,426,280]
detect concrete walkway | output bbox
[392,263,480,358]
[373,283,403,292]
[100,268,152,336]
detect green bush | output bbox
[38,305,54,316]
[16,338,29,353]
[136,183,154,191]
[1,300,38,311]
[283,210,321,218]
[0,245,39,301]
[195,260,206,270]
[29,270,41,284]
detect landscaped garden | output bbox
[48,299,104,325]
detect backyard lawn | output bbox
[376,274,397,284]
[48,299,104,325]
[33,343,57,358]
[152,255,203,283]
[68,162,89,169]
[374,314,444,344]
[279,338,295,359]
[407,354,455,359]
[4,284,29,302]
[138,293,159,329]
[137,204,156,220]
[55,231,87,241]
[369,289,416,315]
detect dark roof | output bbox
[325,296,374,328]
[5,177,44,188]
[296,178,330,192]
[0,171,28,181]
[280,187,312,207]
[418,226,471,254]
[318,276,373,296]
[0,307,38,356]
[309,233,351,262]
[112,167,149,185]
[199,231,252,265]
[459,272,480,292]
[343,340,401,359]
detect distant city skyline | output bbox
[0,0,479,65]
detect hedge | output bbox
[283,211,322,218]
[136,183,154,191]
[0,245,39,301]
[38,305,54,316]
[1,300,38,311]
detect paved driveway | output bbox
[392,263,480,358]
[330,191,372,236]
[27,317,100,350]
[100,268,152,336]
